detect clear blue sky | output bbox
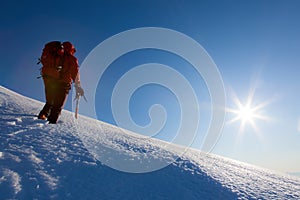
[1,0,300,173]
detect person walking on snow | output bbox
[38,41,84,124]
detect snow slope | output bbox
[0,85,300,200]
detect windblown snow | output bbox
[0,85,300,199]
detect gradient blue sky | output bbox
[1,0,300,173]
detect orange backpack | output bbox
[39,41,65,79]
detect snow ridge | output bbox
[0,168,22,195]
[0,85,300,200]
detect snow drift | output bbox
[0,85,300,199]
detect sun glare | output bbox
[238,105,255,122]
[226,86,271,133]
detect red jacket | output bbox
[42,54,80,85]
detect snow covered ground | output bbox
[0,85,300,199]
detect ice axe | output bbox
[74,92,87,119]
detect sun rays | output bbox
[226,85,272,135]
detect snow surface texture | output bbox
[0,85,300,200]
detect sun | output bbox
[237,104,255,122]
[228,102,260,130]
[226,87,271,133]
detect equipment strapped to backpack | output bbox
[39,41,65,80]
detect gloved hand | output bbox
[75,84,84,97]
